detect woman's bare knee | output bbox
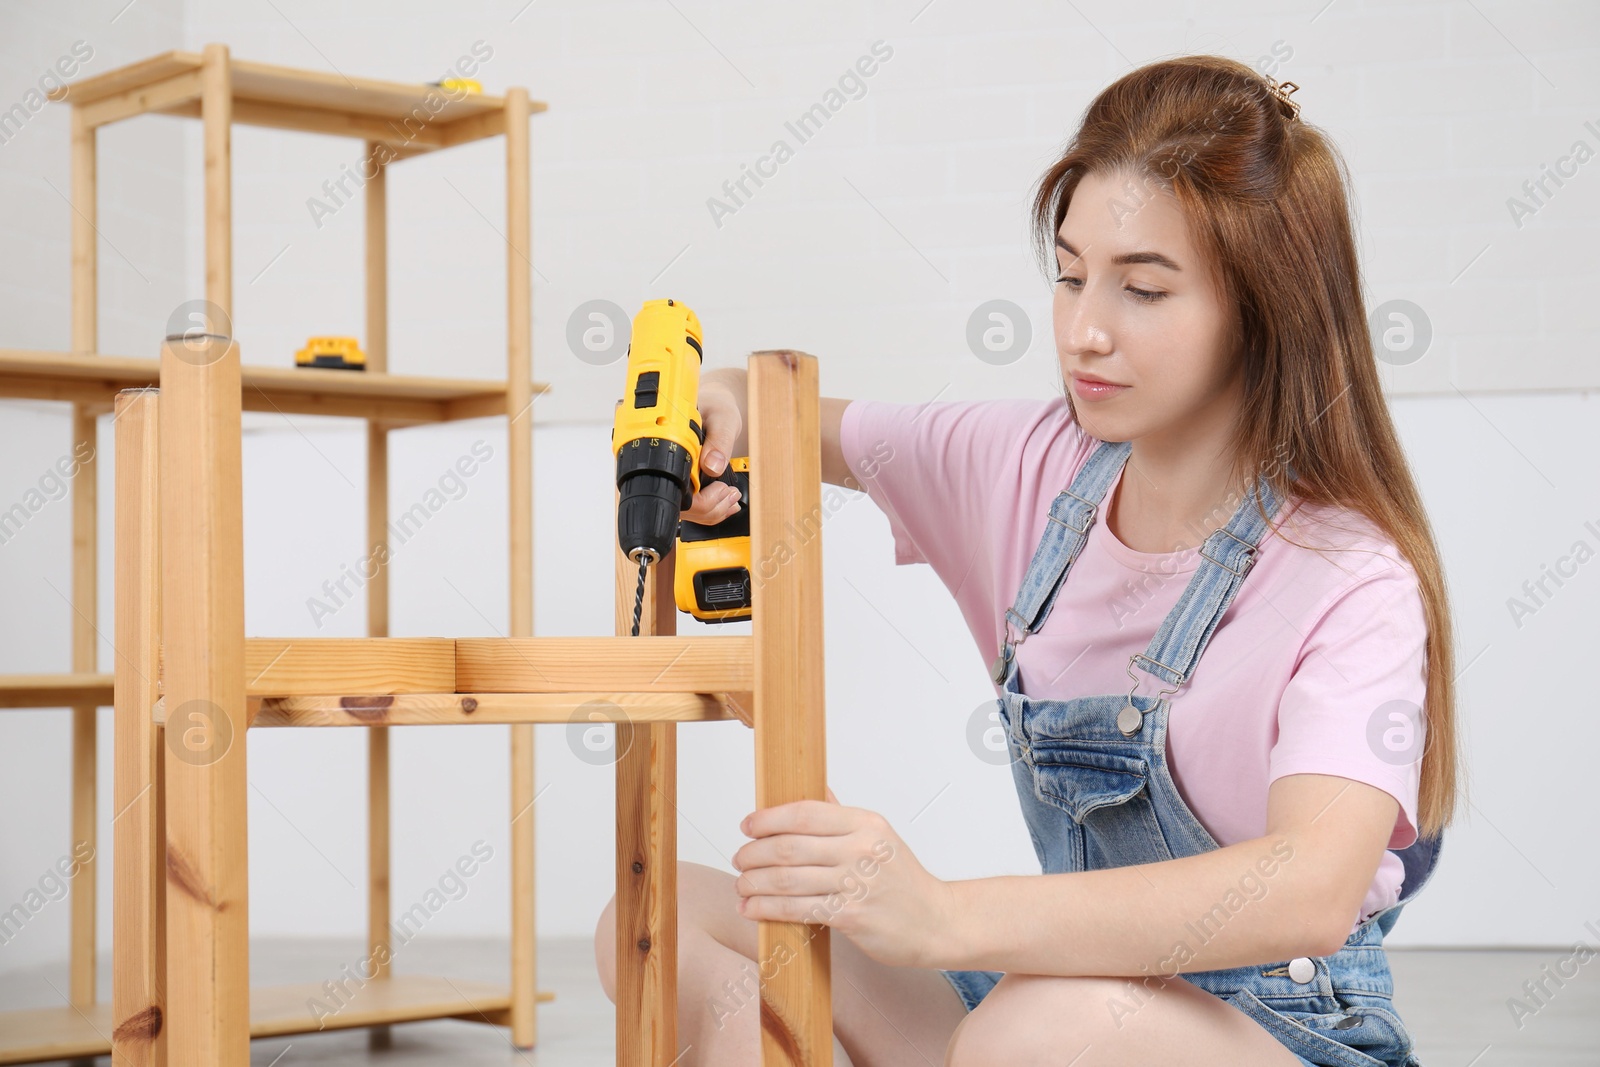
[945,973,1302,1067]
[593,894,618,1002]
[594,860,743,1004]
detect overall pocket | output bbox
[1029,745,1150,822]
[1226,986,1414,1067]
[1026,743,1173,869]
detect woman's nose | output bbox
[1057,290,1113,355]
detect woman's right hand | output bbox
[682,367,748,526]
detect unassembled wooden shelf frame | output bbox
[110,343,834,1066]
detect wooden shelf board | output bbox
[0,979,560,1062]
[0,1001,113,1065]
[45,51,199,107]
[0,975,557,1064]
[247,690,750,727]
[239,635,755,697]
[0,349,545,424]
[48,49,546,147]
[249,974,555,1038]
[0,672,114,710]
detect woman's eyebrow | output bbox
[1057,236,1182,272]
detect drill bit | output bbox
[631,554,649,637]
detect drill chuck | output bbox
[615,431,696,564]
[616,471,680,565]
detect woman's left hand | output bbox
[732,786,959,969]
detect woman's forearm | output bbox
[938,831,1347,978]
[702,363,860,490]
[701,366,749,458]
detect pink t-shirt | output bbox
[840,395,1427,936]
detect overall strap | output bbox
[991,439,1130,684]
[1003,438,1131,640]
[993,436,1291,692]
[1131,474,1285,689]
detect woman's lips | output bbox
[1071,375,1129,400]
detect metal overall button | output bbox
[1121,654,1180,737]
[991,614,1027,684]
[1116,703,1143,736]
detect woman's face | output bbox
[1052,168,1241,444]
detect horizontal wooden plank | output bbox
[0,649,749,713]
[0,349,542,425]
[0,672,114,709]
[155,97,458,151]
[50,49,547,162]
[135,97,534,154]
[229,56,512,124]
[249,690,750,727]
[0,348,505,400]
[239,364,510,406]
[241,386,449,424]
[246,638,456,696]
[440,108,508,147]
[444,391,512,422]
[249,975,552,1038]
[0,1002,114,1064]
[48,49,549,127]
[0,348,160,384]
[47,50,201,106]
[0,976,556,1063]
[0,373,123,410]
[456,636,755,694]
[79,69,202,129]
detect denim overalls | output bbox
[939,438,1442,1067]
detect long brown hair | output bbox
[1029,54,1459,838]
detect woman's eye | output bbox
[1054,276,1167,303]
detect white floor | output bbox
[1,936,1595,1065]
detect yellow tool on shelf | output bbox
[294,336,367,371]
[611,298,752,634]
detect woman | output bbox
[595,54,1458,1067]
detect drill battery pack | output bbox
[676,457,751,623]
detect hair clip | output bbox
[1263,75,1301,121]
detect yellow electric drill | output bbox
[612,298,753,635]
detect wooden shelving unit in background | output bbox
[0,43,551,1065]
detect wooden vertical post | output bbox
[112,388,166,1067]
[613,511,680,1067]
[68,101,99,1011]
[69,106,96,353]
[160,332,248,1066]
[363,143,393,1004]
[748,351,832,1066]
[505,85,539,1049]
[161,41,248,1064]
[68,422,98,1012]
[202,43,231,319]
